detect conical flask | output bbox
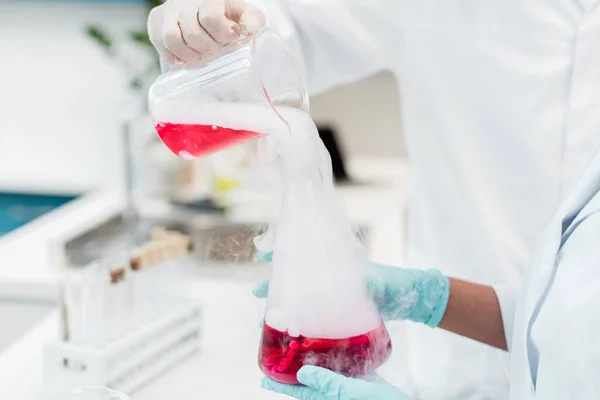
[255,124,392,384]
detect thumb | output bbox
[297,366,347,398]
[239,4,265,34]
[147,4,177,64]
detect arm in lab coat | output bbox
[438,279,509,351]
[253,0,402,95]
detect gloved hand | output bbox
[253,252,450,327]
[147,0,265,64]
[261,365,412,400]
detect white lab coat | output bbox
[254,0,600,398]
[494,144,600,399]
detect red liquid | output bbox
[258,323,392,384]
[155,122,264,158]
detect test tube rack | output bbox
[44,228,200,395]
[43,300,201,395]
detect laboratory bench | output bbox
[0,157,409,400]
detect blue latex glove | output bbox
[261,366,412,400]
[254,252,449,327]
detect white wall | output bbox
[0,2,404,194]
[0,2,146,193]
[311,72,404,159]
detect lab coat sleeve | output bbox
[492,285,518,351]
[250,0,402,95]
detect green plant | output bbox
[85,0,164,92]
[128,0,163,51]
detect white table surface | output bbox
[0,157,410,399]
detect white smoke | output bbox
[257,108,383,340]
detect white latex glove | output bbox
[147,0,265,64]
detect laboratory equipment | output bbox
[46,387,130,400]
[254,260,449,383]
[44,301,200,394]
[45,228,200,394]
[254,111,392,384]
[147,28,308,159]
[59,228,193,343]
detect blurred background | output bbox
[0,1,408,399]
[0,0,403,193]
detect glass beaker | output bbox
[147,28,308,159]
[45,387,130,400]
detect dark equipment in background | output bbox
[317,125,351,184]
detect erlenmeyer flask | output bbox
[147,28,308,159]
[255,137,393,384]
